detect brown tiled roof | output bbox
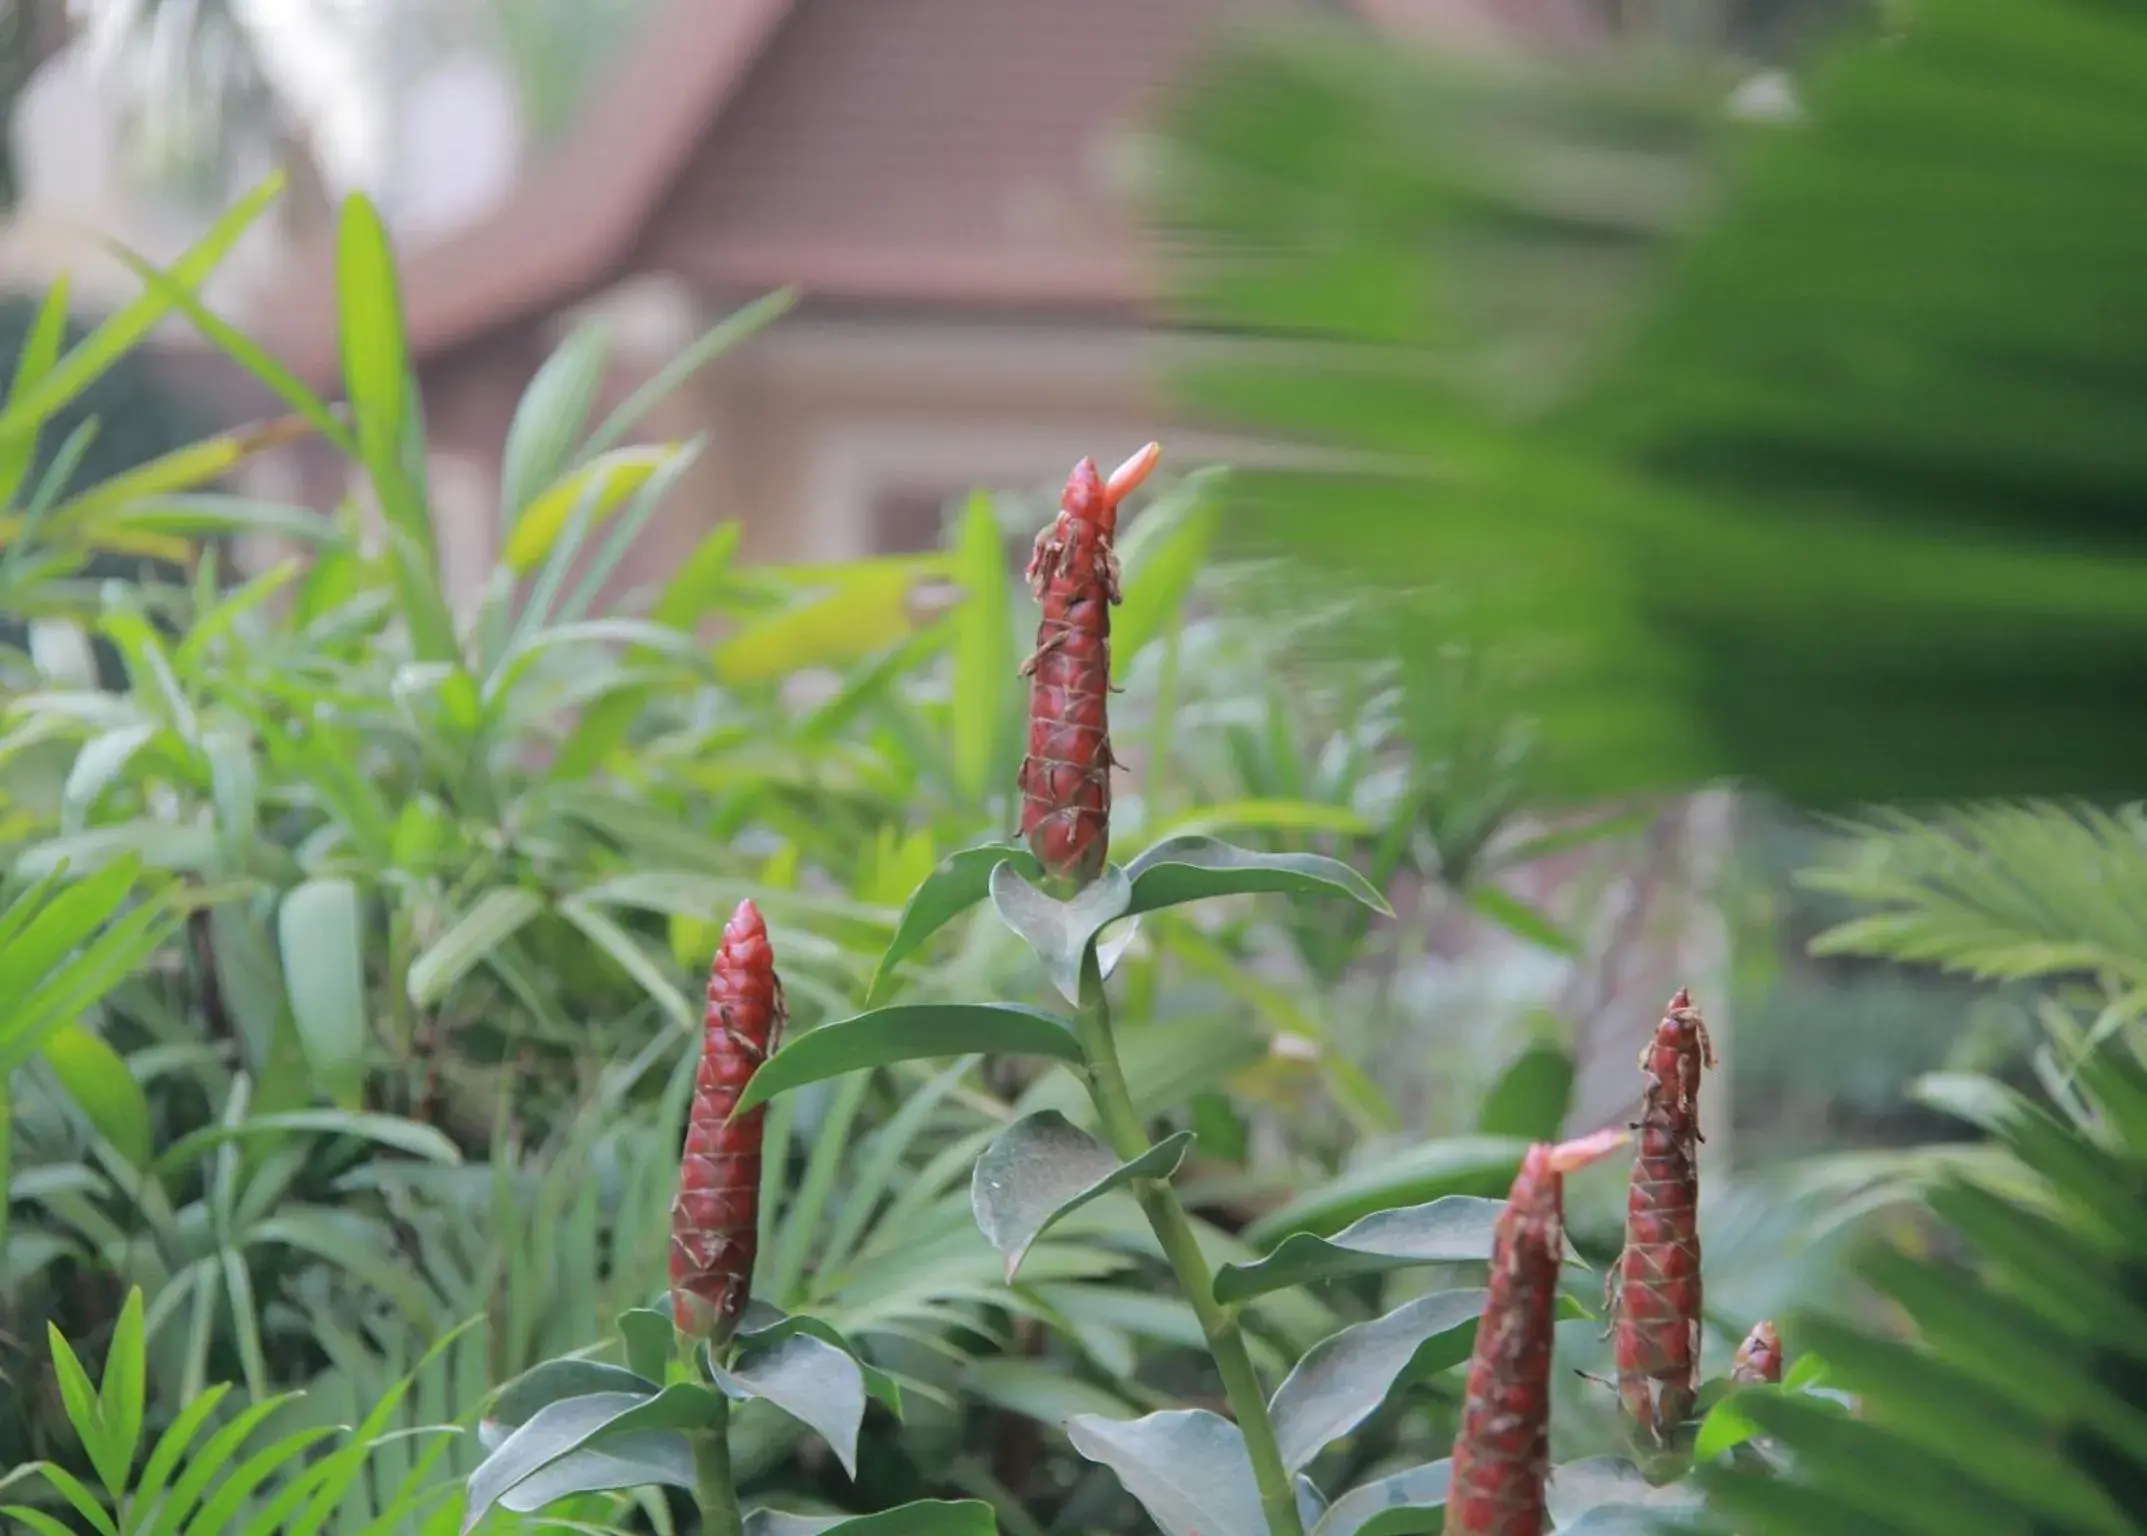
[254,0,1605,387]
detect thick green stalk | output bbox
[691,1395,743,1536]
[1074,953,1304,1536]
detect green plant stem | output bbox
[691,1396,742,1536]
[1073,952,1304,1536]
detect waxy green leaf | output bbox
[733,1004,1081,1116]
[972,1112,1193,1280]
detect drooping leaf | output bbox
[462,1385,723,1531]
[1215,1195,1511,1305]
[964,1360,1136,1429]
[480,1362,659,1450]
[1124,836,1391,919]
[735,1307,904,1419]
[710,1331,868,1480]
[987,862,1134,1006]
[1066,1409,1264,1536]
[1312,1460,1451,1536]
[495,1430,696,1513]
[1270,1291,1488,1470]
[741,1499,997,1536]
[972,1111,1193,1280]
[732,1004,1082,1116]
[868,842,1041,1001]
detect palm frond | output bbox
[1799,803,2147,990]
[1153,0,2147,806]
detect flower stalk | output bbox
[1074,950,1304,1536]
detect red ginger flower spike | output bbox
[1447,1128,1629,1536]
[1608,987,1716,1444]
[1731,1320,1784,1386]
[1018,442,1161,888]
[670,899,786,1344]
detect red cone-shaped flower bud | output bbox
[670,899,785,1343]
[1731,1320,1784,1386]
[1018,442,1159,887]
[1610,988,1716,1443]
[1447,1128,1629,1536]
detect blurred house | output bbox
[233,0,1605,605]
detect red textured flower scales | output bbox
[1609,988,1715,1443]
[1447,1128,1628,1536]
[670,898,786,1344]
[1018,442,1160,888]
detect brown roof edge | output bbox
[255,0,795,390]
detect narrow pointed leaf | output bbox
[869,843,1041,1001]
[1216,1196,1514,1304]
[616,1308,675,1387]
[1271,1290,1487,1471]
[1247,1138,1528,1244]
[39,1023,150,1167]
[1312,1460,1451,1536]
[972,1112,1194,1280]
[1125,836,1391,918]
[732,1004,1081,1116]
[1068,1409,1263,1536]
[1475,1042,1577,1141]
[407,887,543,1006]
[710,1331,867,1480]
[988,862,1133,1006]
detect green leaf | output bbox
[61,724,159,833]
[1247,1139,1530,1246]
[1114,475,1220,665]
[502,319,612,530]
[1215,1195,1514,1305]
[45,1324,117,1495]
[950,491,1014,802]
[971,1112,1193,1281]
[1271,1291,1487,1471]
[482,1362,659,1448]
[1475,1042,1577,1141]
[38,1023,150,1167]
[1545,1459,1661,1526]
[1146,799,1372,843]
[276,878,369,1108]
[868,842,1040,1001]
[333,193,455,665]
[735,1308,904,1420]
[987,862,1134,1006]
[583,288,796,458]
[462,1385,723,1532]
[0,175,282,439]
[710,1331,867,1479]
[153,1110,458,1173]
[732,1003,1082,1117]
[407,887,544,1006]
[1066,1409,1263,1536]
[1312,1460,1450,1536]
[496,1431,695,1514]
[1124,836,1391,919]
[963,1359,1134,1429]
[1463,885,1580,958]
[617,1308,675,1387]
[742,1499,998,1536]
[95,1289,145,1494]
[1692,1387,1777,1462]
